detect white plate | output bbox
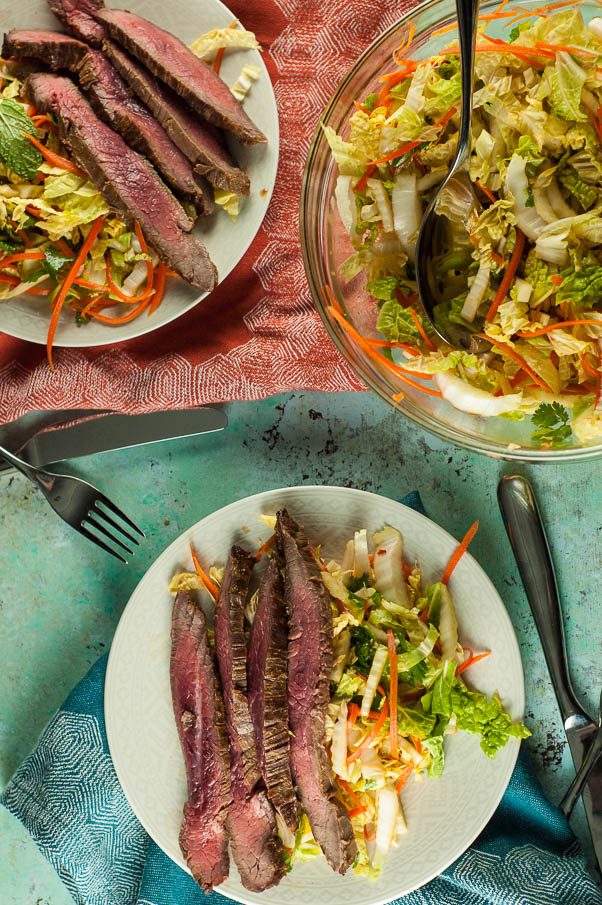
[105,486,525,904]
[1,0,279,347]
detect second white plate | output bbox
[105,485,525,904]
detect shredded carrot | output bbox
[348,702,361,729]
[456,647,492,675]
[419,606,430,624]
[213,19,238,75]
[392,390,406,401]
[516,319,602,338]
[0,251,45,267]
[411,735,423,754]
[54,239,73,258]
[73,277,107,291]
[0,273,19,285]
[329,306,443,396]
[16,229,32,248]
[441,520,479,584]
[189,542,220,599]
[30,114,53,128]
[580,352,601,380]
[370,139,423,166]
[486,229,526,322]
[364,823,376,842]
[474,179,496,203]
[432,22,460,37]
[435,105,457,130]
[338,779,367,814]
[387,630,399,760]
[148,262,168,315]
[348,806,364,818]
[24,132,84,176]
[408,306,436,351]
[347,700,389,763]
[104,254,152,304]
[354,164,377,193]
[550,274,563,287]
[24,285,50,296]
[354,100,369,114]
[46,215,105,368]
[88,295,151,324]
[395,765,413,793]
[255,533,276,560]
[477,332,554,391]
[365,337,420,357]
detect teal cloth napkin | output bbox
[2,492,601,905]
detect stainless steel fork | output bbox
[0,443,143,563]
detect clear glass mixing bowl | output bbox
[301,0,602,461]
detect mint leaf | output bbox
[531,401,573,445]
[0,99,42,179]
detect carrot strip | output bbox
[0,273,19,285]
[329,306,443,396]
[347,702,361,729]
[347,700,389,763]
[31,114,53,127]
[387,630,399,760]
[419,606,430,624]
[24,132,84,175]
[46,215,105,368]
[441,520,479,584]
[88,294,151,324]
[354,164,377,193]
[395,765,413,793]
[147,262,167,315]
[338,779,367,813]
[370,139,423,166]
[354,100,369,114]
[24,285,50,296]
[16,229,32,248]
[255,533,276,560]
[103,254,152,304]
[477,333,554,391]
[213,19,238,75]
[474,179,496,203]
[188,542,220,599]
[456,648,492,675]
[73,277,108,291]
[54,238,73,258]
[516,319,602,338]
[408,307,436,351]
[411,735,423,754]
[486,229,526,322]
[580,352,601,380]
[0,251,45,267]
[365,337,420,357]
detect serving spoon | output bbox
[560,688,602,819]
[415,0,488,352]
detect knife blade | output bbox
[498,475,602,877]
[0,407,227,469]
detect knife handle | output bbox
[498,474,585,722]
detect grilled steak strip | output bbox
[104,41,250,195]
[97,9,266,146]
[171,591,231,891]
[215,546,284,893]
[276,510,357,875]
[48,0,106,47]
[247,556,300,836]
[3,31,212,213]
[78,51,213,213]
[2,30,88,69]
[25,74,217,292]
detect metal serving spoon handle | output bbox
[560,689,602,819]
[454,0,480,171]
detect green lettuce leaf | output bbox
[523,249,554,303]
[423,735,445,777]
[451,684,531,758]
[557,167,598,211]
[397,705,437,739]
[321,124,367,177]
[546,54,587,123]
[334,668,364,701]
[424,72,462,118]
[376,299,423,343]
[425,659,458,718]
[367,275,399,301]
[556,263,602,307]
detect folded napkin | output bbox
[2,492,600,905]
[0,0,424,422]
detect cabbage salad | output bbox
[0,23,260,365]
[326,7,602,446]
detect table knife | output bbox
[0,407,227,470]
[498,474,602,877]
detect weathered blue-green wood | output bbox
[0,391,600,904]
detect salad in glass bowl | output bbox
[303,1,602,456]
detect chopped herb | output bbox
[531,402,573,445]
[364,92,378,112]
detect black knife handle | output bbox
[498,474,585,722]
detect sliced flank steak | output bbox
[276,510,357,875]
[171,591,231,891]
[215,546,284,893]
[47,0,106,47]
[4,31,212,212]
[247,556,300,836]
[25,74,217,291]
[97,9,266,145]
[104,41,250,195]
[2,29,87,70]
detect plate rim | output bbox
[0,0,280,348]
[105,484,525,904]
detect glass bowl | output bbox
[301,0,602,461]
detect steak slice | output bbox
[25,74,217,292]
[78,51,213,213]
[171,591,231,891]
[97,10,266,146]
[276,510,357,875]
[104,41,250,195]
[2,30,87,70]
[247,556,300,836]
[215,546,284,893]
[47,0,106,47]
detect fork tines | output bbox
[81,496,145,563]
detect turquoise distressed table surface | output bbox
[0,390,600,904]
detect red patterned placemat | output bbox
[0,0,413,421]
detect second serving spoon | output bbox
[415,0,487,351]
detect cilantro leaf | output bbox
[0,99,42,179]
[531,402,573,445]
[508,25,521,41]
[363,92,378,112]
[23,246,74,283]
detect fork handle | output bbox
[498,474,585,722]
[0,445,56,493]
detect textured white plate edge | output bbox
[105,485,525,904]
[1,0,280,348]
